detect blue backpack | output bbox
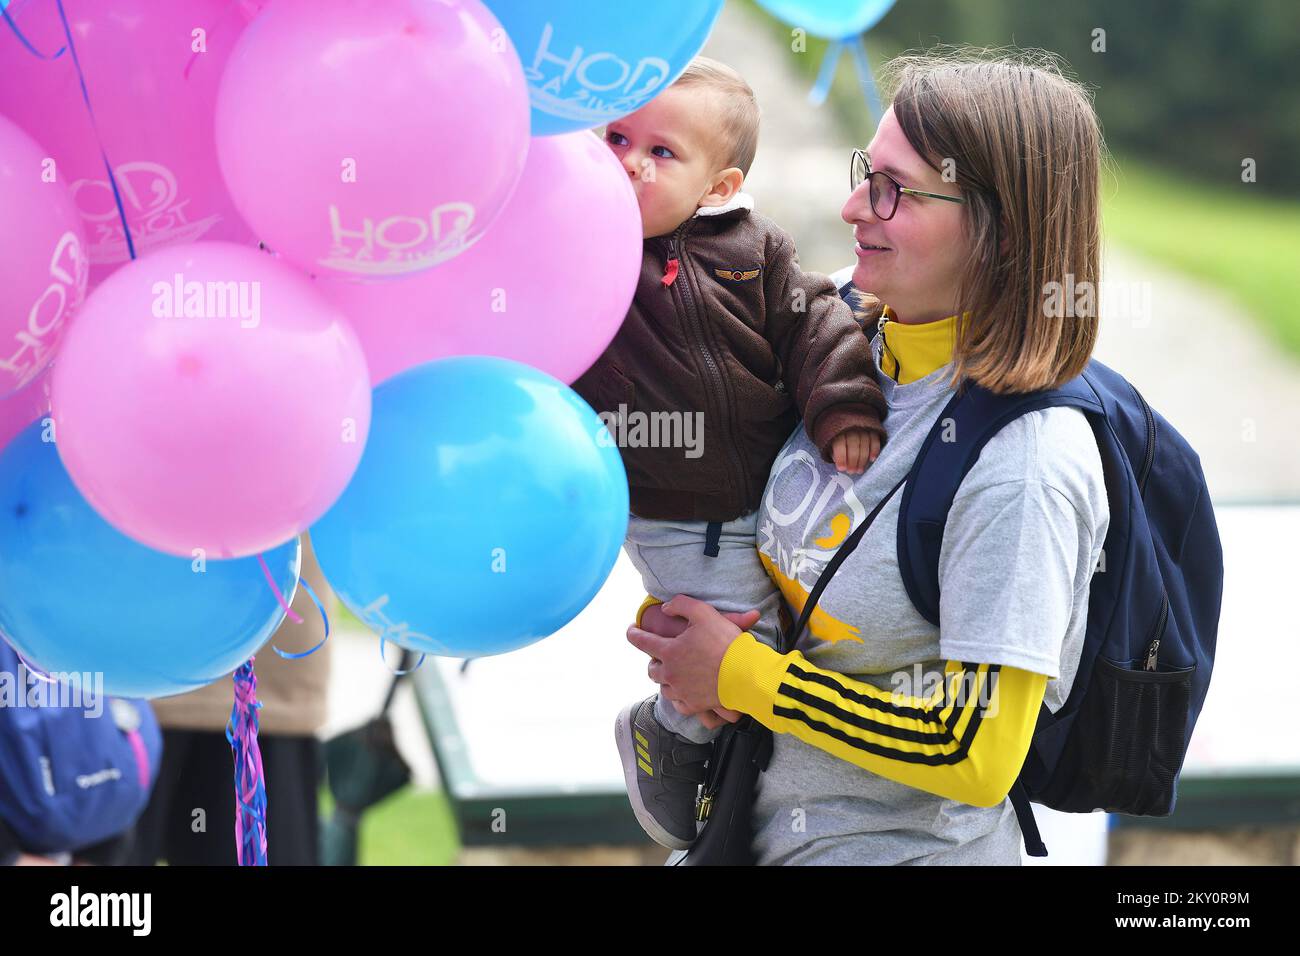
[0,640,162,856]
[895,357,1223,857]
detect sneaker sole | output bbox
[615,701,694,851]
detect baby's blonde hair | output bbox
[671,56,760,175]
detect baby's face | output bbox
[605,85,730,239]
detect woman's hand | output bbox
[629,595,760,723]
[638,600,755,724]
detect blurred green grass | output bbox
[1102,155,1300,357]
[319,786,460,866]
[335,602,364,630]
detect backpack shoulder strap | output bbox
[898,375,1103,626]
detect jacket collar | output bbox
[692,191,754,221]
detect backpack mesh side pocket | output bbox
[1039,655,1196,815]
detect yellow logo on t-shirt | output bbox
[814,512,851,550]
[759,448,867,645]
[758,547,861,645]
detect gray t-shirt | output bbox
[749,335,1110,865]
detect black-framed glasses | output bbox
[850,148,966,220]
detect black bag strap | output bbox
[773,469,1049,858]
[1009,780,1048,857]
[782,473,907,654]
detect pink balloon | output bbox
[0,114,88,398]
[317,132,641,385]
[50,242,371,559]
[215,0,531,280]
[0,366,53,454]
[0,0,258,289]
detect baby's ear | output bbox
[701,167,744,206]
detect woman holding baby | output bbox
[628,49,1109,865]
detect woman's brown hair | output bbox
[879,47,1104,394]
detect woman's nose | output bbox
[842,182,875,226]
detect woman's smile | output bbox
[855,239,892,257]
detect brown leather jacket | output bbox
[572,194,886,522]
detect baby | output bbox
[571,56,886,851]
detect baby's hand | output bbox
[831,428,880,475]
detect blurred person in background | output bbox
[1,646,161,867]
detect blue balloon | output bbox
[756,0,896,39]
[0,423,301,699]
[483,0,724,136]
[311,356,628,657]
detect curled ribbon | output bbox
[378,637,425,676]
[225,658,268,867]
[256,552,304,625]
[271,578,331,660]
[255,553,334,660]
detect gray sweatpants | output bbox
[624,509,785,744]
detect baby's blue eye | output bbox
[606,130,628,146]
[651,145,675,160]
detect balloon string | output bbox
[808,39,844,107]
[378,638,426,675]
[0,4,66,58]
[271,578,330,660]
[225,658,269,866]
[845,34,884,124]
[806,33,884,121]
[256,552,304,625]
[48,0,137,261]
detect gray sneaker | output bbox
[615,696,713,850]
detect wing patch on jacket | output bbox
[714,267,762,282]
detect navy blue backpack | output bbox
[896,357,1223,857]
[0,640,161,857]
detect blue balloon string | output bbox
[52,0,136,261]
[846,34,885,124]
[378,637,426,675]
[0,3,65,58]
[808,39,844,107]
[271,578,332,660]
[6,0,141,263]
[807,33,884,123]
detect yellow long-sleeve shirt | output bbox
[718,633,1046,808]
[634,309,1054,810]
[636,594,1047,808]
